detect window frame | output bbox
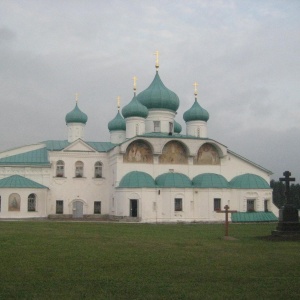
[214,198,221,211]
[28,193,36,212]
[56,200,64,214]
[56,160,65,177]
[154,121,160,133]
[247,199,255,212]
[174,198,183,212]
[75,161,84,178]
[94,161,103,178]
[94,201,101,214]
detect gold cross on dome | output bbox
[133,76,137,91]
[117,96,121,110]
[75,92,79,103]
[193,82,198,97]
[154,50,159,69]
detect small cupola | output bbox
[174,120,182,134]
[122,76,147,138]
[183,82,209,138]
[108,96,126,144]
[66,94,88,142]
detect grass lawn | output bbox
[0,222,299,299]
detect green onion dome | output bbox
[229,174,270,189]
[174,120,182,133]
[122,95,148,119]
[137,71,179,112]
[65,103,88,124]
[183,99,209,122]
[108,111,126,131]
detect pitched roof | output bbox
[44,140,116,152]
[0,148,49,166]
[0,175,48,189]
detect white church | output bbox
[0,57,278,222]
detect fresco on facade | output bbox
[159,141,188,164]
[8,193,21,211]
[194,143,220,165]
[124,140,153,163]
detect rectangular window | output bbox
[56,200,64,214]
[214,198,221,211]
[247,199,255,212]
[264,200,269,212]
[0,196,1,212]
[94,201,101,214]
[154,121,160,132]
[175,198,182,211]
[169,122,173,134]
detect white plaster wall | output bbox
[145,110,176,133]
[48,150,111,215]
[186,120,208,138]
[67,123,85,142]
[125,117,145,138]
[0,188,48,218]
[110,130,126,144]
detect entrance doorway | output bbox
[73,201,83,218]
[130,199,138,217]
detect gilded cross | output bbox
[117,96,121,110]
[193,82,198,97]
[75,92,79,103]
[133,76,137,91]
[154,50,159,69]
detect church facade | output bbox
[0,60,278,222]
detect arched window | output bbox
[94,162,103,178]
[8,193,21,211]
[28,194,36,212]
[75,161,84,178]
[56,160,65,177]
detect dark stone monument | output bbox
[272,171,300,236]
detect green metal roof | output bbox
[122,95,148,119]
[231,212,278,222]
[44,140,116,152]
[193,173,229,188]
[118,171,156,188]
[137,71,180,112]
[156,172,192,188]
[183,99,209,122]
[86,142,117,152]
[0,148,49,166]
[65,103,88,124]
[108,111,126,131]
[230,173,270,189]
[44,140,70,151]
[0,175,48,189]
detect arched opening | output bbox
[124,140,153,163]
[28,193,36,212]
[159,141,188,164]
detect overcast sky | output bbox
[0,0,299,183]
